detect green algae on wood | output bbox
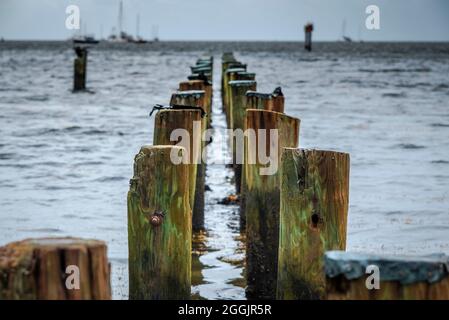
[153,108,203,231]
[128,146,191,299]
[169,91,207,231]
[0,237,111,300]
[276,149,350,300]
[228,80,257,194]
[244,109,300,300]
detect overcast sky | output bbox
[0,0,448,41]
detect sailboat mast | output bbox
[118,0,123,37]
[136,14,140,38]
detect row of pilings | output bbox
[0,51,448,300]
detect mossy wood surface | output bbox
[128,146,191,299]
[277,148,350,300]
[167,93,207,231]
[244,109,300,300]
[229,81,257,194]
[0,237,111,300]
[154,109,201,212]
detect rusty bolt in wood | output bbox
[149,211,165,227]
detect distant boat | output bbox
[73,35,99,45]
[107,1,149,44]
[343,36,353,43]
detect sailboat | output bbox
[72,20,99,44]
[134,14,148,44]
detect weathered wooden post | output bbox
[191,66,213,82]
[169,91,207,231]
[179,80,212,128]
[128,145,191,299]
[244,109,300,299]
[221,53,236,88]
[304,23,314,52]
[221,60,245,107]
[230,71,256,82]
[223,68,247,123]
[325,251,449,300]
[153,106,203,231]
[73,46,87,91]
[0,237,111,300]
[276,148,350,300]
[246,87,285,113]
[228,80,257,194]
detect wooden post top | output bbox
[246,108,299,123]
[228,80,257,87]
[226,68,247,74]
[246,87,283,99]
[188,73,211,81]
[325,250,449,285]
[236,71,256,78]
[226,63,247,69]
[0,237,106,250]
[171,90,205,98]
[179,80,211,87]
[282,147,349,157]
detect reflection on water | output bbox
[0,41,449,299]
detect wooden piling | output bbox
[179,81,213,128]
[276,148,350,300]
[221,61,246,106]
[191,66,213,81]
[325,251,449,300]
[128,145,191,299]
[244,109,300,299]
[230,71,256,82]
[153,107,203,231]
[169,91,207,232]
[228,80,257,194]
[73,47,87,91]
[0,237,111,300]
[246,87,285,113]
[223,68,247,123]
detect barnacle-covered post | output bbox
[244,109,300,299]
[0,237,111,299]
[168,91,207,231]
[276,148,350,300]
[325,251,449,300]
[128,146,191,299]
[228,80,257,194]
[246,87,285,113]
[73,46,87,91]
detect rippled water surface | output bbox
[0,41,448,299]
